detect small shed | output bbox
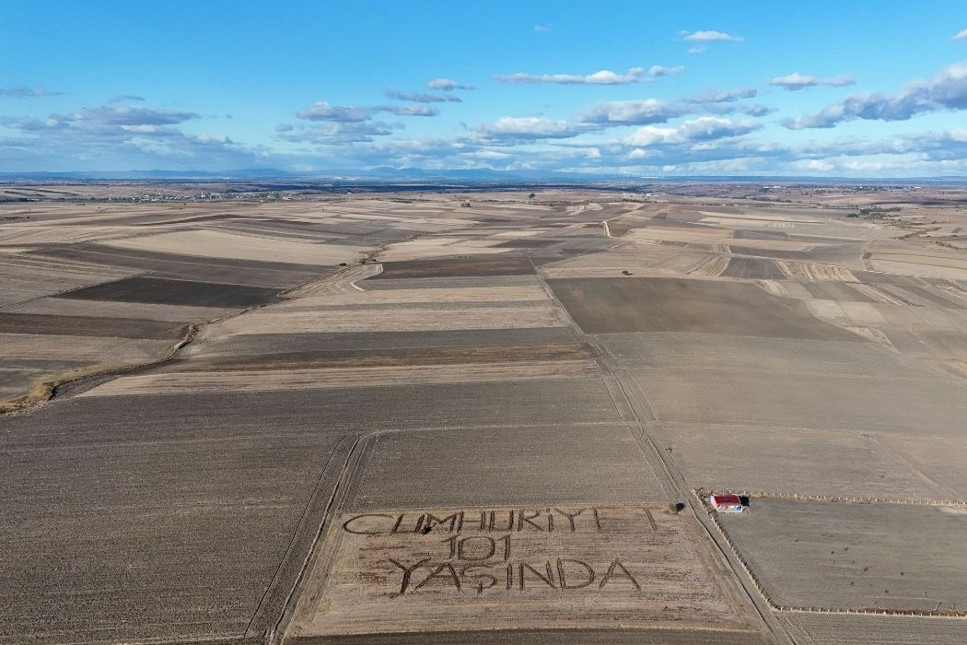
[708,494,744,513]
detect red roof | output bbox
[711,494,742,506]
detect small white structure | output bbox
[708,494,744,513]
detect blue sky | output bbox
[2,1,967,176]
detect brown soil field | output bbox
[177,342,592,371]
[778,613,967,644]
[720,257,786,279]
[59,276,281,307]
[720,499,967,612]
[375,256,534,279]
[345,425,666,510]
[548,277,859,340]
[0,312,186,339]
[34,244,326,287]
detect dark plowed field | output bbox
[547,277,860,340]
[0,312,186,339]
[176,342,592,372]
[494,238,559,248]
[32,245,324,287]
[58,277,281,308]
[720,257,786,280]
[375,257,534,279]
[0,390,353,644]
[802,282,878,303]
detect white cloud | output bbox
[770,73,855,91]
[475,117,584,140]
[427,78,474,91]
[579,99,688,125]
[496,67,662,85]
[0,85,62,98]
[296,101,441,123]
[383,90,461,103]
[953,29,967,41]
[297,101,372,122]
[687,88,757,103]
[624,117,759,146]
[534,24,551,34]
[784,63,967,129]
[679,30,744,43]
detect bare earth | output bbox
[3,183,967,644]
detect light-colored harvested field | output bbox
[656,425,951,501]
[776,260,857,281]
[79,361,600,397]
[277,284,550,308]
[379,237,513,262]
[879,436,967,500]
[6,296,234,322]
[625,365,967,437]
[719,499,967,612]
[778,612,967,644]
[203,303,565,335]
[101,228,369,265]
[1,332,172,363]
[287,505,767,640]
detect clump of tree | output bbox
[846,206,901,219]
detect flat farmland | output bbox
[657,425,950,501]
[0,390,357,644]
[719,499,967,612]
[375,256,534,279]
[345,424,667,510]
[5,188,967,643]
[60,276,282,307]
[0,312,186,339]
[547,277,859,340]
[778,613,967,644]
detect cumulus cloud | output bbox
[679,30,744,43]
[0,101,266,170]
[297,101,372,122]
[296,101,440,123]
[578,99,688,125]
[0,85,63,98]
[687,88,757,103]
[784,63,967,129]
[379,104,439,117]
[427,78,474,91]
[383,90,461,103]
[954,29,967,41]
[770,73,855,91]
[624,117,759,146]
[109,95,146,103]
[496,66,683,85]
[474,117,585,141]
[277,120,402,144]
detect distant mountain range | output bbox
[1,168,966,185]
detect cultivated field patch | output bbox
[346,424,666,510]
[375,257,534,279]
[287,505,766,640]
[719,499,967,612]
[548,277,859,340]
[59,276,281,307]
[0,312,185,339]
